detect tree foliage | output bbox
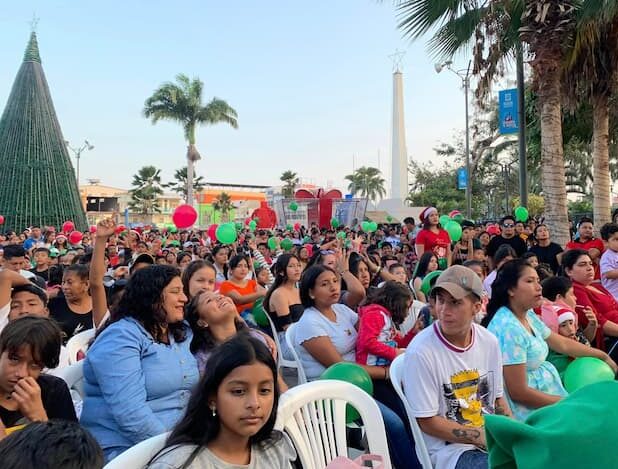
[345,166,386,202]
[280,170,299,198]
[165,167,206,200]
[212,192,234,222]
[129,166,164,216]
[143,74,238,204]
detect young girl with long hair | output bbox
[411,252,438,302]
[264,254,303,357]
[148,334,296,468]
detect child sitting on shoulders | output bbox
[356,281,419,366]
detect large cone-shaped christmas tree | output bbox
[0,32,87,231]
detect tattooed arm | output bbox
[417,416,487,450]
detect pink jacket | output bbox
[355,304,416,366]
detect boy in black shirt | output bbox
[0,316,76,433]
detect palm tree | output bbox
[212,192,234,222]
[392,0,577,245]
[165,166,206,202]
[345,166,386,203]
[280,170,299,198]
[143,74,238,206]
[563,5,618,228]
[128,165,164,224]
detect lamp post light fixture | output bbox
[66,139,94,185]
[435,60,472,219]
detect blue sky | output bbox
[0,1,492,193]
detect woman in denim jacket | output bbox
[81,265,199,462]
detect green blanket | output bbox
[486,381,618,469]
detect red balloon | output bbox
[0,215,4,225]
[89,225,97,233]
[115,224,126,235]
[293,222,301,231]
[207,224,219,240]
[244,217,251,226]
[62,221,75,233]
[68,231,83,245]
[172,204,198,229]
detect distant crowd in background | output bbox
[1,207,618,468]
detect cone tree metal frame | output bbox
[0,32,87,231]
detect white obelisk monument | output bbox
[391,66,408,201]
[379,51,413,217]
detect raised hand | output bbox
[96,218,116,239]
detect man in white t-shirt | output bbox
[403,265,511,469]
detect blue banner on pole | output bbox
[457,167,467,190]
[499,89,519,134]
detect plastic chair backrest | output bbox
[66,328,96,364]
[389,354,433,469]
[51,361,85,398]
[275,380,392,469]
[103,432,169,469]
[264,311,296,368]
[284,322,307,384]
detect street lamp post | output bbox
[435,60,472,219]
[66,140,94,185]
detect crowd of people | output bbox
[0,207,617,468]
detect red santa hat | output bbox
[419,207,438,224]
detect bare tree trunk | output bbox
[592,93,611,228]
[536,60,570,246]
[187,156,194,206]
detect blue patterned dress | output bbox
[488,306,567,421]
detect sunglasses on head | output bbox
[320,250,335,255]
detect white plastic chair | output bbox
[66,328,96,364]
[264,313,306,384]
[399,300,426,336]
[51,361,85,399]
[284,322,307,384]
[103,432,169,469]
[275,380,392,469]
[389,354,433,469]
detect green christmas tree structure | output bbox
[0,32,87,231]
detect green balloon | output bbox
[420,270,443,296]
[321,362,373,423]
[280,238,294,251]
[453,213,464,224]
[289,202,298,211]
[251,298,270,327]
[368,221,378,232]
[302,236,311,244]
[253,217,260,223]
[445,220,463,242]
[386,215,393,223]
[563,357,615,393]
[215,223,237,244]
[337,231,346,240]
[515,206,529,222]
[235,222,243,230]
[248,220,257,232]
[331,217,340,228]
[439,215,450,226]
[267,236,278,250]
[361,221,370,232]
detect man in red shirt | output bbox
[566,217,605,280]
